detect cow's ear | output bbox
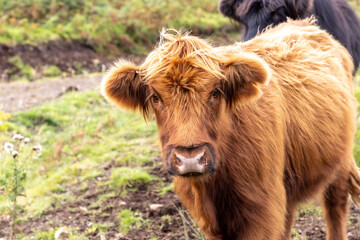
[285,0,313,19]
[221,52,270,106]
[101,61,148,114]
[218,0,237,19]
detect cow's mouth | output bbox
[168,167,215,177]
[179,172,203,178]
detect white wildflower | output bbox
[24,138,30,144]
[12,150,18,158]
[33,144,42,152]
[3,142,14,153]
[13,133,24,141]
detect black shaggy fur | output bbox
[219,0,360,73]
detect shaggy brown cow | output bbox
[102,18,360,240]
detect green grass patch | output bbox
[31,227,89,240]
[8,55,37,80]
[158,182,174,196]
[109,167,154,195]
[117,208,149,233]
[297,204,322,218]
[0,0,234,55]
[42,65,62,77]
[353,75,360,166]
[33,228,57,240]
[0,88,159,219]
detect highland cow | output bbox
[102,19,360,240]
[219,0,360,73]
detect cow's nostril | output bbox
[198,156,206,165]
[175,157,182,165]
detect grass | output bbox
[8,56,36,80]
[353,69,360,166]
[0,88,161,218]
[0,0,233,55]
[1,0,240,81]
[109,167,154,195]
[176,206,206,240]
[118,208,149,234]
[42,65,62,77]
[297,204,322,218]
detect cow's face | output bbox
[102,35,270,177]
[219,0,313,41]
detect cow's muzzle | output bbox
[167,144,215,177]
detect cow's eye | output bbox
[152,93,159,103]
[212,89,220,98]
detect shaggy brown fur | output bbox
[102,18,360,240]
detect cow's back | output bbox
[239,18,357,202]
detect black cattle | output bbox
[219,0,360,73]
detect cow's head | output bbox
[218,0,313,41]
[102,30,270,177]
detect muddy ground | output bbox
[0,163,359,239]
[0,40,359,239]
[0,40,144,82]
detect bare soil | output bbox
[0,74,103,113]
[0,164,359,239]
[0,40,144,113]
[0,40,144,82]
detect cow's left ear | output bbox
[221,52,270,105]
[101,60,148,114]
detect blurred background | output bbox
[0,0,240,82]
[0,0,360,239]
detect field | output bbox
[0,0,239,82]
[1,0,360,239]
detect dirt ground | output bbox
[0,40,359,239]
[0,164,359,239]
[0,74,103,113]
[0,40,144,113]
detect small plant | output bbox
[291,229,307,240]
[109,167,153,195]
[298,203,322,218]
[0,111,11,131]
[1,133,42,240]
[158,183,174,196]
[8,56,36,80]
[117,208,149,233]
[176,206,206,240]
[42,65,62,77]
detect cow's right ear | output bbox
[101,61,148,113]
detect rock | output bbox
[79,206,88,212]
[54,227,69,239]
[150,204,164,210]
[115,233,127,240]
